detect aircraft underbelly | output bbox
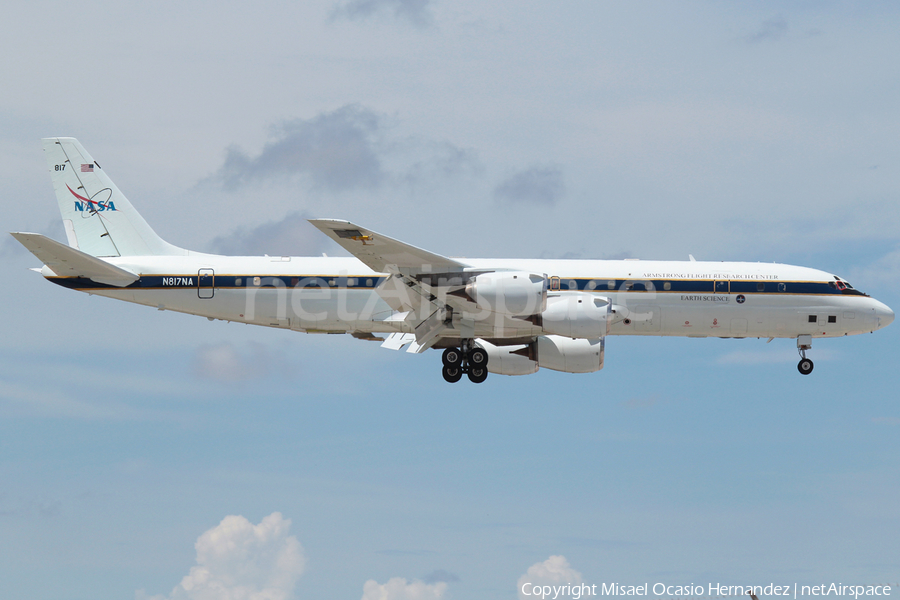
[106,284,882,340]
[610,294,877,338]
[125,287,398,332]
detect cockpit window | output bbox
[833,277,855,291]
[832,276,865,296]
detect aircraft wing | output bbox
[310,220,479,348]
[11,232,139,287]
[308,219,467,273]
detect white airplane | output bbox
[12,138,895,383]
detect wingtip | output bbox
[308,218,352,226]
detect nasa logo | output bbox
[736,294,746,304]
[67,184,117,213]
[74,200,117,212]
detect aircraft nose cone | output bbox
[870,298,895,329]
[879,303,894,329]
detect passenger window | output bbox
[757,282,765,292]
[625,283,634,291]
[828,315,837,323]
[366,278,373,286]
[778,283,786,292]
[235,278,242,286]
[253,276,261,286]
[808,315,817,323]
[607,280,616,290]
[348,278,356,286]
[568,279,577,289]
[663,282,671,291]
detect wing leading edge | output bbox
[308,219,467,274]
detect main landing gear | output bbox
[797,335,814,375]
[441,341,489,384]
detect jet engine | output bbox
[540,293,610,339]
[480,334,604,375]
[537,335,604,373]
[465,271,547,316]
[477,340,539,376]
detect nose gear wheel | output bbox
[797,336,814,375]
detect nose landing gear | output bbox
[797,335,814,375]
[441,341,489,384]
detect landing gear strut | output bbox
[797,335,814,375]
[441,340,489,384]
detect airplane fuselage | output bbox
[45,254,892,341]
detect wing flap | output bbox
[11,232,139,286]
[381,332,416,350]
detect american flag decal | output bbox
[81,164,94,172]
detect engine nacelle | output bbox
[466,271,547,316]
[537,335,604,373]
[478,340,539,376]
[540,293,610,339]
[478,334,604,375]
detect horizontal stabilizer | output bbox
[309,219,467,273]
[11,232,139,287]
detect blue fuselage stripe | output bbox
[46,275,866,297]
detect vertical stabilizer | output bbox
[43,137,185,257]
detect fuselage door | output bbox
[715,280,729,294]
[198,268,214,299]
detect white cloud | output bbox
[361,577,448,600]
[216,105,385,192]
[136,513,452,600]
[421,569,459,584]
[745,16,789,44]
[517,555,583,600]
[494,166,565,206]
[208,211,335,257]
[207,106,480,204]
[192,342,290,382]
[330,0,433,27]
[137,512,305,600]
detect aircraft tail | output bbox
[43,137,185,257]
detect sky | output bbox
[1,1,899,599]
